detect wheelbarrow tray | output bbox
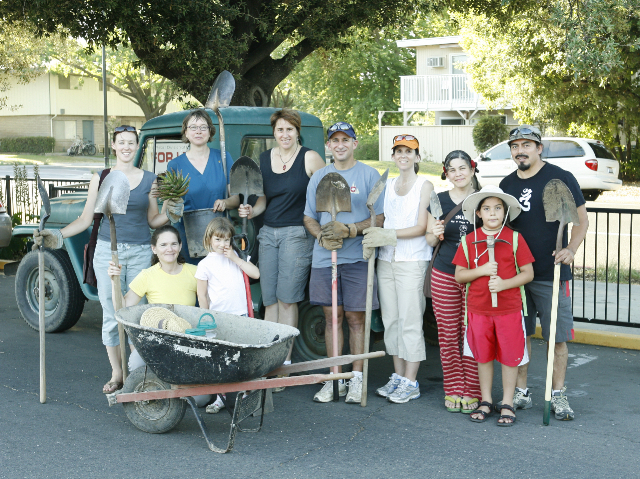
[115,304,299,385]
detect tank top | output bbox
[97,169,156,244]
[260,146,312,227]
[379,176,433,262]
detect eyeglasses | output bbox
[328,122,354,132]
[114,126,136,133]
[187,125,210,132]
[393,135,417,142]
[509,127,541,141]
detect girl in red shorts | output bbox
[452,185,534,426]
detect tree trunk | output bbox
[230,77,273,107]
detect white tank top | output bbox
[379,176,433,263]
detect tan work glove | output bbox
[321,221,355,240]
[317,233,343,251]
[363,245,375,260]
[362,227,397,248]
[165,198,185,224]
[32,229,63,250]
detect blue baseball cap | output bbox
[327,121,356,139]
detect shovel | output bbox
[361,169,388,407]
[36,175,51,404]
[429,191,445,241]
[229,156,264,254]
[316,172,351,401]
[542,179,580,425]
[205,71,236,199]
[94,170,131,381]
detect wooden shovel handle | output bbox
[487,245,497,307]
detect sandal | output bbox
[469,401,493,423]
[102,381,123,394]
[461,397,479,414]
[444,395,461,412]
[497,404,516,427]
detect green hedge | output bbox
[0,137,56,154]
[355,136,379,162]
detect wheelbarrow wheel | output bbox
[121,367,186,434]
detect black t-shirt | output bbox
[428,191,475,275]
[500,162,585,281]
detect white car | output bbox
[476,137,623,201]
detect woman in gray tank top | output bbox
[34,126,172,394]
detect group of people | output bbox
[33,108,588,426]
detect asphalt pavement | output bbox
[1,273,639,478]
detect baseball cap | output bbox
[327,121,356,139]
[392,134,419,150]
[508,125,542,145]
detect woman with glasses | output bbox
[425,150,482,414]
[167,109,241,264]
[33,126,172,394]
[361,134,433,404]
[238,109,325,387]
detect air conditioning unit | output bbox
[427,57,445,68]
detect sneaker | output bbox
[388,379,420,404]
[313,380,347,403]
[376,375,402,398]
[495,389,532,412]
[345,376,363,404]
[273,374,288,393]
[551,386,575,420]
[205,395,226,414]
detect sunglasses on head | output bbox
[115,125,136,133]
[393,135,417,142]
[328,122,353,132]
[509,127,541,141]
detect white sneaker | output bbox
[388,379,420,404]
[376,375,402,398]
[313,380,347,403]
[345,376,363,404]
[205,395,225,414]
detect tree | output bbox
[0,0,444,107]
[472,114,508,152]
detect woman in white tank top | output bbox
[362,135,434,404]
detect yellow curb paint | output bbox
[533,325,640,351]
[0,260,15,271]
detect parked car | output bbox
[0,200,11,248]
[476,137,623,201]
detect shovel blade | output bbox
[367,169,388,208]
[542,179,580,226]
[36,175,51,231]
[205,70,236,110]
[429,190,443,220]
[94,170,130,215]
[229,156,264,197]
[316,173,351,218]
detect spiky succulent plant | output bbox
[155,170,190,201]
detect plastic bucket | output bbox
[182,208,221,258]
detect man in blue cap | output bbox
[500,125,589,420]
[303,121,384,404]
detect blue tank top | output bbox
[97,169,156,244]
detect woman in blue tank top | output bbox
[238,109,325,386]
[35,126,172,394]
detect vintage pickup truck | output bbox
[8,107,386,361]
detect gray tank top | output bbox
[97,169,156,244]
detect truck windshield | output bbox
[140,136,189,174]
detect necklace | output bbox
[394,176,416,193]
[278,146,299,171]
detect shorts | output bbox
[258,225,314,306]
[309,261,378,312]
[464,311,528,367]
[524,280,574,342]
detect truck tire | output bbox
[582,189,601,201]
[122,367,187,434]
[15,249,85,333]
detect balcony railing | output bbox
[400,74,483,111]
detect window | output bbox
[140,136,189,174]
[58,76,70,89]
[483,142,511,160]
[588,142,617,160]
[52,120,77,140]
[241,136,278,163]
[542,140,585,159]
[440,118,465,126]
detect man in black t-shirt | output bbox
[499,125,589,421]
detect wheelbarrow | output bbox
[108,304,384,453]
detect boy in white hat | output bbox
[452,185,535,426]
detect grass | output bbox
[360,160,449,189]
[573,263,640,285]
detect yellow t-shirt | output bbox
[129,263,198,306]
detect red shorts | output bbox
[465,311,526,367]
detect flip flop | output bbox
[103,381,123,394]
[461,397,479,414]
[444,395,461,412]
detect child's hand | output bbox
[488,275,505,293]
[223,245,241,263]
[478,260,498,277]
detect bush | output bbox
[618,147,640,182]
[0,137,55,154]
[355,136,379,162]
[472,116,509,152]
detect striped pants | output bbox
[431,267,481,399]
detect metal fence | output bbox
[571,205,640,328]
[2,175,88,224]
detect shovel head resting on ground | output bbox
[94,170,130,216]
[542,179,580,251]
[205,70,236,110]
[316,173,351,219]
[229,156,264,198]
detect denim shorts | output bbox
[93,240,152,347]
[257,225,314,306]
[309,261,379,312]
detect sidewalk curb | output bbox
[533,325,640,351]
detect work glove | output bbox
[32,229,63,250]
[362,227,397,248]
[321,221,355,240]
[165,198,185,224]
[363,245,375,260]
[317,233,343,251]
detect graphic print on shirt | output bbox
[519,188,532,212]
[350,182,360,194]
[453,213,468,247]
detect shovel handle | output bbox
[111,251,128,381]
[331,250,340,401]
[39,247,46,404]
[543,263,562,425]
[488,246,497,308]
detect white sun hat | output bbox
[462,185,522,224]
